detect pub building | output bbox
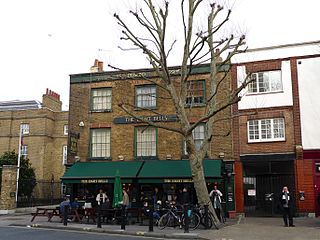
[62,60,236,215]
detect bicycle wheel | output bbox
[182,212,200,230]
[201,214,213,229]
[158,213,170,230]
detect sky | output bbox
[0,0,319,110]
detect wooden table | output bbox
[31,207,60,222]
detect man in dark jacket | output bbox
[279,186,294,227]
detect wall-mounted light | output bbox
[118,155,124,161]
[79,121,85,127]
[166,154,172,160]
[218,152,225,159]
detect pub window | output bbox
[247,118,285,142]
[186,80,205,106]
[247,70,282,94]
[135,85,157,109]
[89,128,111,159]
[135,127,157,158]
[91,88,112,112]
[183,123,206,155]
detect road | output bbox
[0,226,167,240]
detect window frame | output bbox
[21,145,28,158]
[247,70,283,94]
[183,123,206,156]
[21,123,30,135]
[135,85,157,109]
[135,126,158,159]
[89,128,111,160]
[62,145,68,165]
[247,118,285,143]
[90,88,112,112]
[185,80,206,107]
[63,125,68,135]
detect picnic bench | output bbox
[31,207,60,222]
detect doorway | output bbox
[242,159,295,217]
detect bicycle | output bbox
[194,204,221,230]
[158,203,200,230]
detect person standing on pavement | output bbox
[122,188,130,208]
[279,186,295,227]
[209,185,223,221]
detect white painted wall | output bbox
[237,60,293,110]
[232,42,320,64]
[297,57,320,149]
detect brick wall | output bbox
[0,165,17,210]
[295,159,315,213]
[68,70,233,162]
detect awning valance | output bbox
[137,159,221,183]
[61,161,144,183]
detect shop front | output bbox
[61,159,226,210]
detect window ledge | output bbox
[134,107,158,111]
[248,138,285,143]
[90,109,112,113]
[87,157,112,161]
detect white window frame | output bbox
[91,88,112,111]
[247,118,285,143]
[248,70,282,94]
[136,127,157,157]
[184,123,206,155]
[136,85,157,108]
[90,128,111,158]
[21,123,29,135]
[63,125,68,135]
[21,145,28,158]
[62,145,68,165]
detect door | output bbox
[244,174,295,217]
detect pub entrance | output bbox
[242,157,295,217]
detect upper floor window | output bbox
[186,80,205,106]
[21,123,29,135]
[21,145,28,158]
[89,128,111,159]
[91,88,112,112]
[63,125,68,135]
[136,85,156,108]
[248,70,282,94]
[62,145,68,165]
[248,118,285,142]
[135,127,157,158]
[183,123,206,155]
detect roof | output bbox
[0,100,42,111]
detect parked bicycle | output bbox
[157,203,200,230]
[193,204,224,230]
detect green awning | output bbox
[61,161,144,183]
[137,159,221,183]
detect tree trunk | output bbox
[189,154,221,227]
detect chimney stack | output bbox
[90,59,104,73]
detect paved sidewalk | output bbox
[0,211,319,240]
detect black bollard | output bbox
[148,203,154,232]
[63,205,69,226]
[204,204,209,229]
[97,205,102,228]
[121,204,126,230]
[183,204,189,233]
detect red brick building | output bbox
[231,41,320,216]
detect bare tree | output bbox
[112,0,248,226]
